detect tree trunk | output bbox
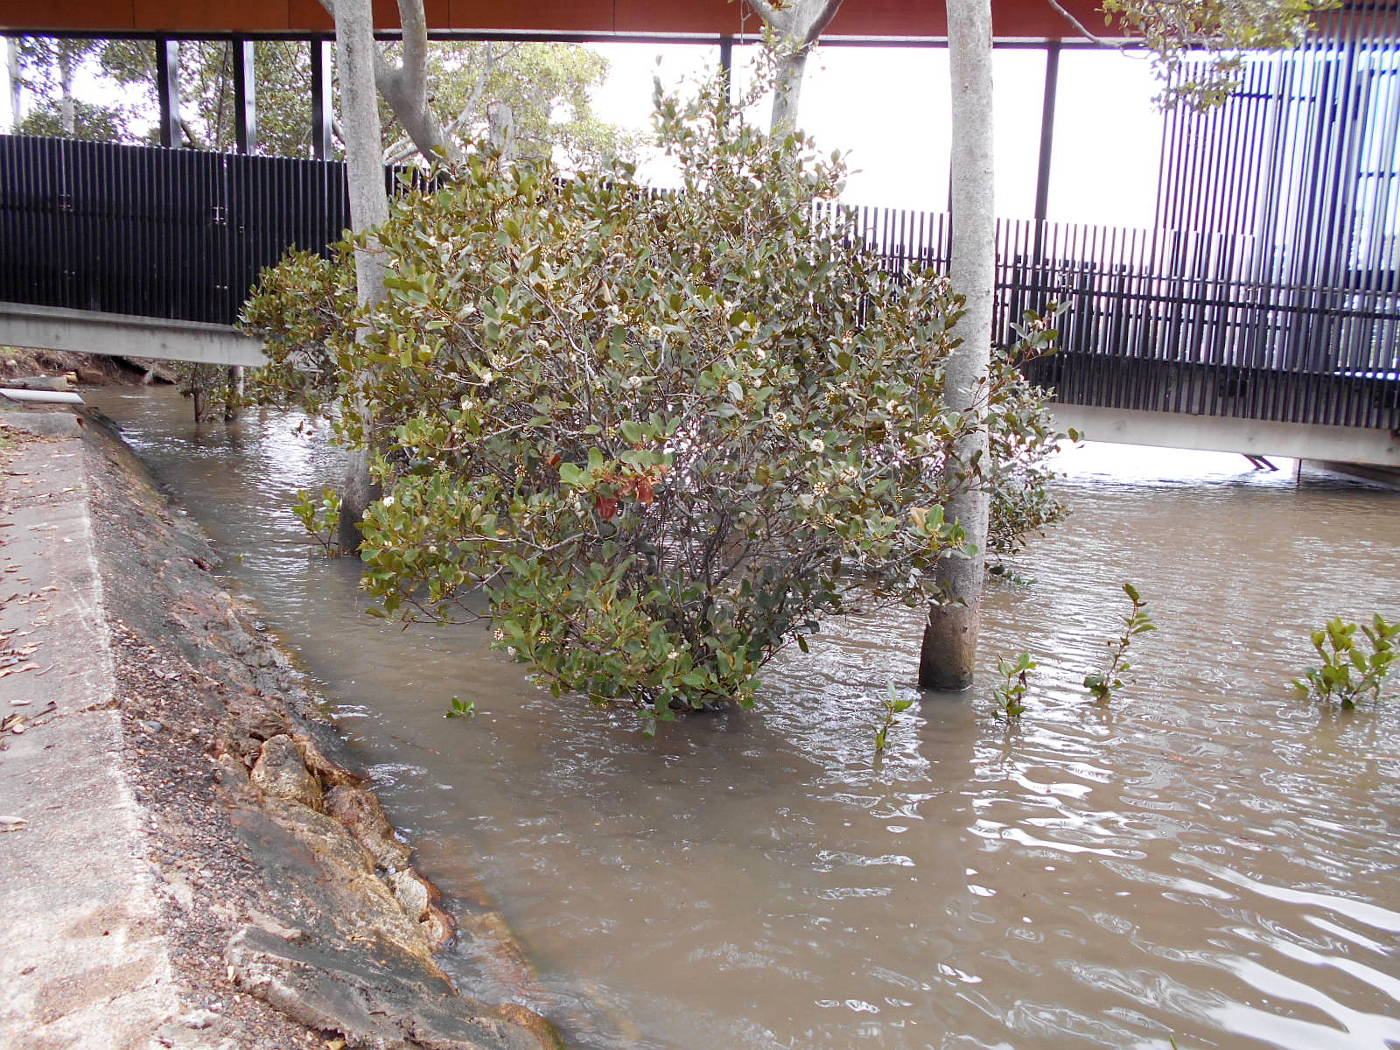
[749,0,842,135]
[919,0,996,691]
[6,40,21,131]
[769,48,810,138]
[223,365,244,422]
[58,46,75,135]
[486,99,515,160]
[373,0,461,164]
[331,0,391,550]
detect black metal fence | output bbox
[2,134,1397,430]
[0,134,352,325]
[843,205,1400,429]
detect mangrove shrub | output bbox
[243,75,1064,731]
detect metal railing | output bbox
[841,204,1399,428]
[1,134,1396,429]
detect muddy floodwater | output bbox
[91,387,1399,1050]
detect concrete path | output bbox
[0,415,207,1050]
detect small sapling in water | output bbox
[992,652,1036,719]
[445,695,477,719]
[292,486,344,555]
[1291,614,1398,708]
[1084,582,1155,704]
[874,682,914,758]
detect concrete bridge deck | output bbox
[0,301,265,368]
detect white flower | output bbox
[667,650,679,660]
[808,438,825,453]
[627,375,645,389]
[382,495,395,507]
[646,325,663,340]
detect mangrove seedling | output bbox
[1290,614,1398,708]
[874,682,915,758]
[444,695,477,719]
[292,486,343,555]
[1084,582,1155,703]
[992,651,1037,719]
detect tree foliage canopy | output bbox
[1083,0,1337,108]
[243,73,1063,730]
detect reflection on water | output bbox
[92,388,1400,1050]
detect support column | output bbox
[1033,41,1060,229]
[310,38,334,159]
[232,38,257,154]
[1030,40,1058,267]
[156,39,180,148]
[719,35,733,101]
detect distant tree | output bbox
[378,41,639,168]
[9,32,634,166]
[11,38,134,140]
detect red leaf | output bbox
[596,496,618,521]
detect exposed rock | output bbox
[497,1004,567,1050]
[388,869,457,951]
[389,869,432,918]
[246,908,306,944]
[325,784,412,871]
[299,734,365,790]
[181,1008,220,1030]
[249,735,322,808]
[227,925,562,1050]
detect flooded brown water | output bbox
[92,387,1399,1050]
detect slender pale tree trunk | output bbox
[6,40,21,131]
[919,0,996,691]
[330,0,391,549]
[748,0,843,135]
[58,46,75,135]
[770,49,810,138]
[486,98,515,160]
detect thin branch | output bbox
[1047,0,1122,47]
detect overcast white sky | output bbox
[0,37,1166,228]
[590,42,1164,227]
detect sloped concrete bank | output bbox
[0,408,564,1050]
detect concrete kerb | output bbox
[0,410,217,1050]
